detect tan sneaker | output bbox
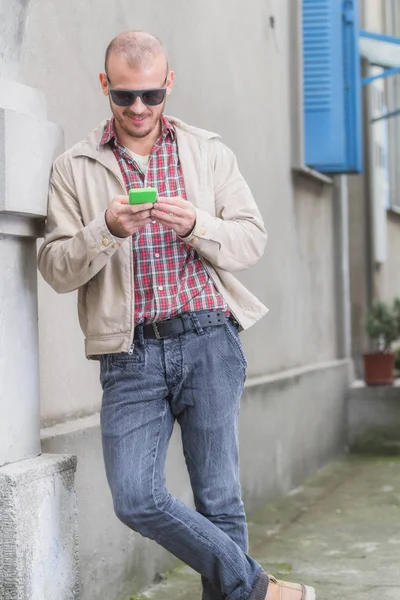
[265,574,316,600]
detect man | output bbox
[38,31,315,600]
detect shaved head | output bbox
[105,31,168,74]
[100,30,174,146]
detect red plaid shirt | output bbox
[100,117,228,324]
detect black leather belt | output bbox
[134,311,229,341]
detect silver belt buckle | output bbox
[152,322,162,340]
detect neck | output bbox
[114,118,162,156]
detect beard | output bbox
[111,98,165,140]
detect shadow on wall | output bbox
[0,0,30,80]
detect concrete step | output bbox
[347,381,400,454]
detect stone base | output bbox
[0,454,79,600]
[347,381,400,454]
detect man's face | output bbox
[100,53,174,140]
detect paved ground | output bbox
[129,456,400,600]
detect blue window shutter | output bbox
[303,0,362,173]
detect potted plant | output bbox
[364,300,398,386]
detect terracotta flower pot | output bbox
[363,353,395,386]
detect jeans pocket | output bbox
[100,346,146,387]
[109,347,146,371]
[224,321,248,371]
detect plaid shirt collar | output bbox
[99,115,176,148]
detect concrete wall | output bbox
[376,212,400,303]
[3,0,350,597]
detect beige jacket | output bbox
[38,117,268,358]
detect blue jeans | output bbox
[99,317,268,600]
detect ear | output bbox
[166,71,175,97]
[99,73,109,96]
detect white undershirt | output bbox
[126,149,150,176]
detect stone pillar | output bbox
[0,79,80,599]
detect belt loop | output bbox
[189,311,205,336]
[137,324,145,346]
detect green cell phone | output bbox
[129,188,157,205]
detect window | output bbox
[302,0,362,173]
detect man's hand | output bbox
[152,196,196,238]
[105,195,154,238]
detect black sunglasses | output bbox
[107,76,167,107]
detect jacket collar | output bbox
[99,115,177,147]
[70,115,221,161]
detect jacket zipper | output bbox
[91,157,236,349]
[128,241,135,355]
[92,158,136,354]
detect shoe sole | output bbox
[304,585,316,600]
